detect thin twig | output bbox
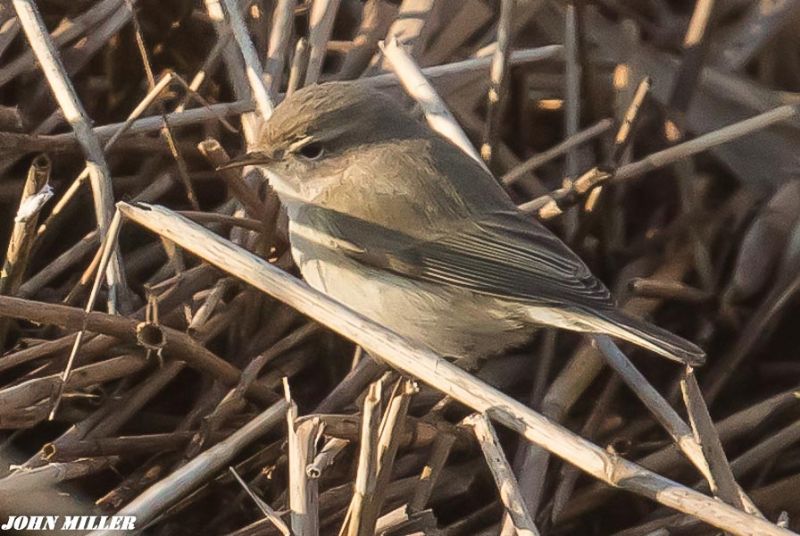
[480,0,514,166]
[501,118,613,185]
[563,2,582,182]
[466,413,540,536]
[593,335,713,484]
[680,366,760,515]
[49,209,124,420]
[229,467,291,536]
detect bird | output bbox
[225,81,705,366]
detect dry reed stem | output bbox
[421,0,492,66]
[199,138,268,218]
[680,367,760,515]
[126,8,199,210]
[667,0,716,119]
[235,323,321,401]
[263,0,297,96]
[520,104,800,213]
[0,154,51,346]
[38,46,559,147]
[0,295,274,403]
[611,77,651,163]
[174,32,231,114]
[611,103,799,184]
[337,0,395,79]
[466,413,540,536]
[85,399,288,536]
[12,0,127,313]
[371,379,418,522]
[340,380,382,536]
[304,0,341,86]
[373,505,437,535]
[380,38,488,171]
[287,38,309,97]
[409,431,455,513]
[0,0,123,87]
[563,3,582,181]
[629,278,712,303]
[0,354,146,414]
[118,202,795,536]
[187,278,233,334]
[729,420,800,479]
[49,209,124,419]
[286,382,321,536]
[593,336,712,482]
[307,437,349,479]
[314,356,386,413]
[219,0,274,118]
[704,263,800,402]
[523,76,650,219]
[481,0,514,166]
[0,14,20,59]
[296,412,446,450]
[45,432,198,461]
[561,384,800,522]
[551,375,622,522]
[55,172,175,288]
[0,457,115,491]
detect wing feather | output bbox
[297,205,614,311]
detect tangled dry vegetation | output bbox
[1,0,800,534]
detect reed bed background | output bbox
[1,0,800,534]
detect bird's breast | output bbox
[287,221,531,359]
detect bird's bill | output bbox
[215,151,273,171]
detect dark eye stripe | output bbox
[299,143,325,160]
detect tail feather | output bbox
[586,309,705,366]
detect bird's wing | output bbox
[299,205,614,311]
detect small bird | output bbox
[229,82,704,366]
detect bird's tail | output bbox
[586,309,705,366]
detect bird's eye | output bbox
[298,143,325,160]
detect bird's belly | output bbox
[293,246,531,358]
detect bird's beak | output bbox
[216,151,273,171]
